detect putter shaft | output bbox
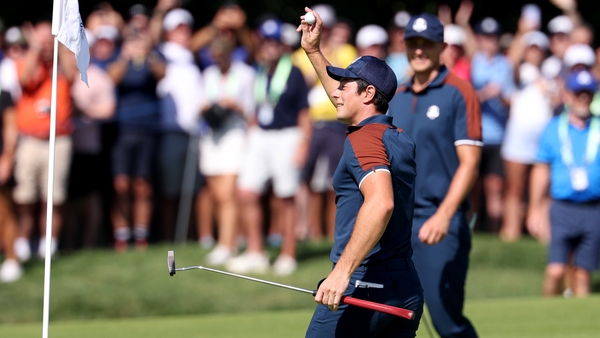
[175,266,313,294]
[167,250,414,320]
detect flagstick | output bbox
[41,36,59,338]
[41,36,60,338]
[43,2,62,337]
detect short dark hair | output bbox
[355,78,389,113]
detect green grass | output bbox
[1,297,600,337]
[0,233,599,335]
[0,240,334,323]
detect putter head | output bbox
[168,250,176,276]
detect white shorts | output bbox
[13,135,72,204]
[501,119,548,164]
[199,128,246,176]
[310,154,331,193]
[237,127,302,198]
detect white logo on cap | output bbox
[413,18,428,32]
[481,18,498,33]
[577,71,593,85]
[426,105,440,120]
[262,20,279,35]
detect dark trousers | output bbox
[411,207,478,338]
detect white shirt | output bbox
[202,61,256,119]
[0,58,22,101]
[157,41,204,134]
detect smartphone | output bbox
[521,4,541,28]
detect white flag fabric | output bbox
[56,0,90,86]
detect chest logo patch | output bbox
[426,105,440,120]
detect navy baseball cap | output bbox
[258,18,283,41]
[404,13,444,42]
[566,69,598,93]
[474,17,503,36]
[326,56,398,102]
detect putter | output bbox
[167,250,414,320]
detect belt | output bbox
[334,258,414,272]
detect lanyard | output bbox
[591,92,600,116]
[558,112,600,166]
[254,54,293,105]
[206,67,238,102]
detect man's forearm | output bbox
[528,164,550,211]
[107,58,129,84]
[1,107,17,161]
[437,146,480,219]
[334,194,393,276]
[190,25,217,53]
[19,48,41,87]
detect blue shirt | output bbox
[115,52,164,133]
[536,115,600,202]
[386,52,411,88]
[331,114,416,264]
[257,66,309,130]
[471,52,514,145]
[388,66,482,209]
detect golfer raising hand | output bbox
[298,8,423,337]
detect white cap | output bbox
[163,8,194,31]
[547,15,573,35]
[541,56,563,79]
[356,24,388,49]
[563,43,596,69]
[4,26,26,45]
[444,24,465,46]
[393,11,411,28]
[93,25,120,42]
[281,22,300,48]
[312,4,336,28]
[523,30,549,50]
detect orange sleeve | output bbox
[444,73,482,140]
[348,124,390,172]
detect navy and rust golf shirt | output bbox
[388,66,482,209]
[330,114,417,264]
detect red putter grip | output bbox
[340,296,414,320]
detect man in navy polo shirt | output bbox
[527,69,600,298]
[388,13,481,337]
[299,9,423,337]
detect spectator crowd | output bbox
[0,0,599,299]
